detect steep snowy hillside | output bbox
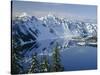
[12,14,97,40]
[12,14,97,52]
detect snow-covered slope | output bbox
[12,14,97,42]
[12,14,97,53]
[12,14,97,57]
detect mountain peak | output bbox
[39,14,56,21]
[47,14,55,18]
[15,12,31,21]
[19,12,28,18]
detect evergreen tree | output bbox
[28,52,40,73]
[11,39,24,74]
[40,49,49,72]
[51,43,64,72]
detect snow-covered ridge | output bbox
[12,14,97,46]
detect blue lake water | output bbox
[60,46,97,71]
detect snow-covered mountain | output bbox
[12,14,97,57]
[12,14,97,43]
[12,14,97,55]
[12,14,97,52]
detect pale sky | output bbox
[12,1,97,20]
